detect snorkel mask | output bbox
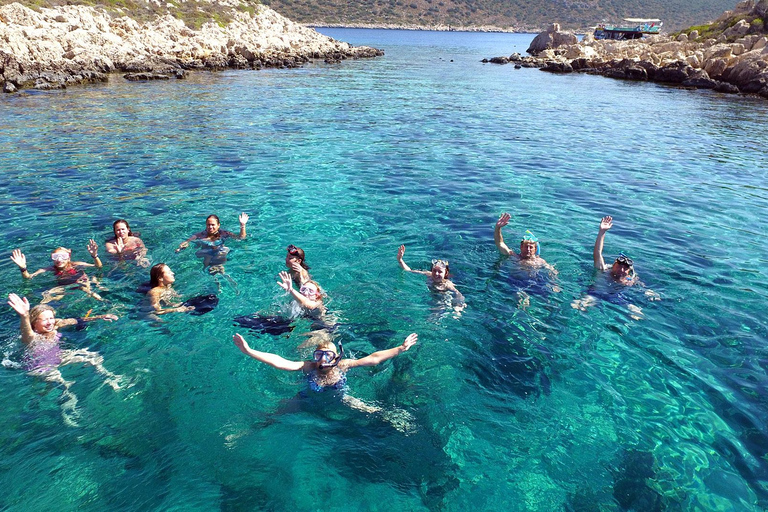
[521,230,540,255]
[615,252,635,279]
[313,340,344,368]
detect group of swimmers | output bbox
[6,211,648,425]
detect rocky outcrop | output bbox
[485,1,768,99]
[0,2,383,92]
[526,23,578,55]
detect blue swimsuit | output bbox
[306,371,347,392]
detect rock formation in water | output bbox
[0,1,383,92]
[484,0,768,99]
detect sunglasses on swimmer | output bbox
[287,244,300,256]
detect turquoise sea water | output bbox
[1,28,768,510]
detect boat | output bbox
[594,18,663,40]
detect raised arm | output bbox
[593,216,612,271]
[397,245,429,275]
[233,333,305,371]
[277,271,321,310]
[10,249,46,279]
[87,239,103,268]
[7,293,35,345]
[238,212,249,239]
[494,213,515,256]
[342,333,418,369]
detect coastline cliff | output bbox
[0,2,383,92]
[485,1,768,99]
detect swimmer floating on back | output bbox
[7,293,121,426]
[11,242,105,303]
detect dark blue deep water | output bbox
[1,28,767,510]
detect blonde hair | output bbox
[29,304,56,331]
[316,340,336,352]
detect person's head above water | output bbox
[29,304,56,334]
[51,247,72,268]
[299,280,322,301]
[205,215,221,236]
[430,259,449,281]
[313,339,343,368]
[519,230,540,259]
[611,253,635,281]
[113,219,134,239]
[286,244,309,270]
[150,263,175,287]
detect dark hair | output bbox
[287,245,309,270]
[150,263,167,288]
[113,219,134,238]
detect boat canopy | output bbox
[623,18,661,23]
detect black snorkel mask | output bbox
[314,340,344,368]
[616,252,635,278]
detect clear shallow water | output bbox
[1,28,768,510]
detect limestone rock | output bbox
[526,24,578,55]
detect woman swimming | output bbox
[285,244,311,286]
[397,244,465,307]
[106,219,149,267]
[277,270,324,313]
[10,242,105,302]
[233,332,417,405]
[145,263,195,315]
[176,213,249,273]
[7,293,122,425]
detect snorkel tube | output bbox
[318,340,344,368]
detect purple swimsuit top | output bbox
[24,332,63,373]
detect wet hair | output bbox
[52,247,70,255]
[29,304,56,331]
[287,245,310,270]
[316,340,336,353]
[206,215,222,239]
[149,263,168,288]
[431,259,450,276]
[112,219,135,238]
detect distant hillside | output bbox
[0,0,739,31]
[260,0,738,31]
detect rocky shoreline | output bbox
[307,22,528,33]
[0,2,383,93]
[484,1,768,99]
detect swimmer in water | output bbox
[233,332,418,416]
[176,213,249,274]
[285,244,311,286]
[105,219,149,267]
[11,242,105,302]
[7,293,122,425]
[397,244,465,312]
[572,215,658,317]
[277,271,324,313]
[494,212,559,307]
[145,263,195,315]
